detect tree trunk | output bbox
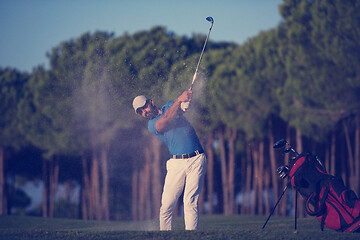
[198,136,205,215]
[100,141,110,220]
[145,149,151,220]
[331,132,336,176]
[151,135,162,219]
[42,158,49,218]
[132,166,139,221]
[295,130,305,218]
[218,127,229,215]
[49,156,59,218]
[341,135,347,184]
[227,127,237,214]
[251,142,259,215]
[206,131,214,214]
[90,132,102,220]
[239,139,246,214]
[355,115,360,195]
[258,140,264,215]
[90,155,101,220]
[251,142,260,215]
[138,163,145,221]
[325,141,330,174]
[264,165,271,216]
[139,145,151,220]
[199,178,205,215]
[343,120,355,190]
[268,119,279,215]
[244,144,252,214]
[0,147,7,215]
[81,153,90,220]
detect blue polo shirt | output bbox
[148,101,203,155]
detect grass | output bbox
[0,214,359,240]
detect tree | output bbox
[278,0,360,140]
[0,68,29,215]
[45,31,126,220]
[18,67,74,218]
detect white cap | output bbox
[132,95,149,113]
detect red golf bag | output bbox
[289,152,360,232]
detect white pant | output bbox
[159,153,206,231]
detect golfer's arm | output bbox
[155,100,182,133]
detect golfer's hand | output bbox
[178,90,192,102]
[179,90,192,112]
[181,102,190,111]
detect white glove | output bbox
[180,101,191,112]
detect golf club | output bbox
[264,138,301,231]
[190,16,214,91]
[181,16,214,111]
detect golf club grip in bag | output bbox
[288,152,360,232]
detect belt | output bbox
[172,150,204,159]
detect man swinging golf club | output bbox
[132,16,213,230]
[132,89,206,231]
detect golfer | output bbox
[132,89,206,231]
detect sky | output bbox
[0,0,283,73]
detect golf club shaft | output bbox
[190,20,213,91]
[181,17,213,112]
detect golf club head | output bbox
[206,16,214,23]
[273,139,287,149]
[285,147,300,156]
[277,165,289,179]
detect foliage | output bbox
[222,29,286,139]
[0,68,29,149]
[278,0,360,140]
